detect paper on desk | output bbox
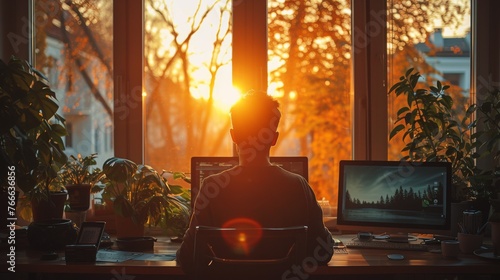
[97,250,142,262]
[96,249,176,262]
[133,253,176,261]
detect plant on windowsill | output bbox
[93,157,190,238]
[57,153,104,212]
[389,68,478,203]
[159,172,191,237]
[471,87,500,226]
[1,56,68,222]
[470,87,500,202]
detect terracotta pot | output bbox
[115,215,145,238]
[66,184,91,211]
[31,191,67,222]
[457,232,483,254]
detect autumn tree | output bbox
[268,0,352,203]
[144,0,233,172]
[268,0,470,205]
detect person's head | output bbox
[230,91,281,152]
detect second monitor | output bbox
[336,160,452,236]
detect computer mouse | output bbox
[387,254,404,260]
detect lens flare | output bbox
[221,218,262,255]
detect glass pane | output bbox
[268,0,352,210]
[387,0,471,160]
[34,0,114,167]
[144,0,234,173]
[144,0,352,211]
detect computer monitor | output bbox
[190,156,308,209]
[336,160,452,236]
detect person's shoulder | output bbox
[271,166,308,182]
[203,166,243,182]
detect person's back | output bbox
[176,92,333,278]
[200,165,312,227]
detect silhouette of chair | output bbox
[193,225,308,280]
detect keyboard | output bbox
[345,240,429,251]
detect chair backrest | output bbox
[193,225,308,280]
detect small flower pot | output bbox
[457,232,483,254]
[66,184,92,211]
[31,191,68,222]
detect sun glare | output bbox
[190,81,241,112]
[190,65,242,112]
[158,0,237,112]
[214,84,242,112]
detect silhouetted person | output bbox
[177,91,333,279]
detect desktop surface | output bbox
[4,234,499,280]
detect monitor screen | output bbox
[336,160,452,235]
[190,156,308,209]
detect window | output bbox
[443,73,464,88]
[143,0,234,175]
[22,0,492,214]
[268,0,352,207]
[386,0,472,160]
[34,0,114,165]
[142,0,352,208]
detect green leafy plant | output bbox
[57,153,103,186]
[389,68,479,202]
[477,87,500,160]
[468,87,500,200]
[0,56,67,197]
[94,157,190,227]
[160,171,191,236]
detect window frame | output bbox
[12,0,494,166]
[113,0,144,163]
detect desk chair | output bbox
[193,225,308,280]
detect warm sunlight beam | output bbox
[191,65,242,112]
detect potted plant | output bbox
[27,180,68,223]
[471,87,500,201]
[58,153,104,211]
[0,56,67,222]
[94,157,190,237]
[159,171,191,237]
[389,68,478,203]
[389,69,500,234]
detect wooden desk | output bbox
[2,235,500,280]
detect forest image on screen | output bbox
[342,165,447,226]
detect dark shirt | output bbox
[177,165,334,276]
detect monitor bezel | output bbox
[190,156,308,209]
[336,160,452,235]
